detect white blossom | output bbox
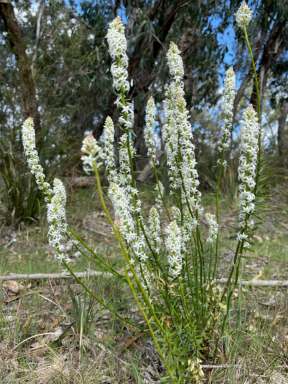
[119,133,134,189]
[109,183,147,263]
[219,67,236,156]
[106,17,129,93]
[166,42,184,81]
[81,133,102,174]
[236,232,248,242]
[238,105,260,235]
[205,213,219,243]
[165,220,183,278]
[236,1,252,30]
[102,116,117,182]
[164,42,202,215]
[144,96,157,164]
[170,206,181,222]
[22,117,51,199]
[106,16,135,195]
[47,178,68,261]
[182,207,199,243]
[106,17,134,134]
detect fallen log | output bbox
[0,272,287,287]
[0,270,110,281]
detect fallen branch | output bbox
[201,364,240,369]
[0,271,288,287]
[0,270,111,281]
[216,278,288,287]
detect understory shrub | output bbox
[22,2,263,382]
[0,138,40,225]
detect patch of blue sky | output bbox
[208,13,237,86]
[69,0,127,21]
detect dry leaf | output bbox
[3,280,24,295]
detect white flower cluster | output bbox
[109,183,147,263]
[164,42,202,215]
[102,116,117,182]
[238,105,260,239]
[219,67,236,158]
[235,1,252,30]
[118,103,134,131]
[81,133,101,174]
[118,133,135,190]
[163,90,180,190]
[182,210,199,244]
[106,16,135,202]
[205,213,219,243]
[22,118,72,262]
[106,17,129,93]
[144,96,157,164]
[165,220,183,278]
[106,17,134,134]
[166,42,184,81]
[22,117,51,199]
[47,178,68,261]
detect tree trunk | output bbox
[0,0,41,132]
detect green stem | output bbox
[92,162,179,380]
[243,27,261,120]
[63,260,137,329]
[152,160,171,221]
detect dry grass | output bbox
[0,185,288,383]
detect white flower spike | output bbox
[22,117,51,199]
[81,133,102,174]
[164,42,202,215]
[47,178,68,261]
[219,67,236,156]
[144,96,157,164]
[236,1,252,30]
[238,105,260,239]
[102,116,117,182]
[165,220,183,278]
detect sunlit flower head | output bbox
[47,178,68,261]
[164,43,202,214]
[238,104,260,236]
[106,16,129,93]
[165,220,183,278]
[109,182,147,263]
[102,116,117,182]
[22,117,51,199]
[167,42,184,81]
[236,1,252,30]
[144,96,157,164]
[219,67,236,155]
[81,133,102,173]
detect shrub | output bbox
[0,138,40,225]
[22,2,263,382]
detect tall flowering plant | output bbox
[22,2,262,382]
